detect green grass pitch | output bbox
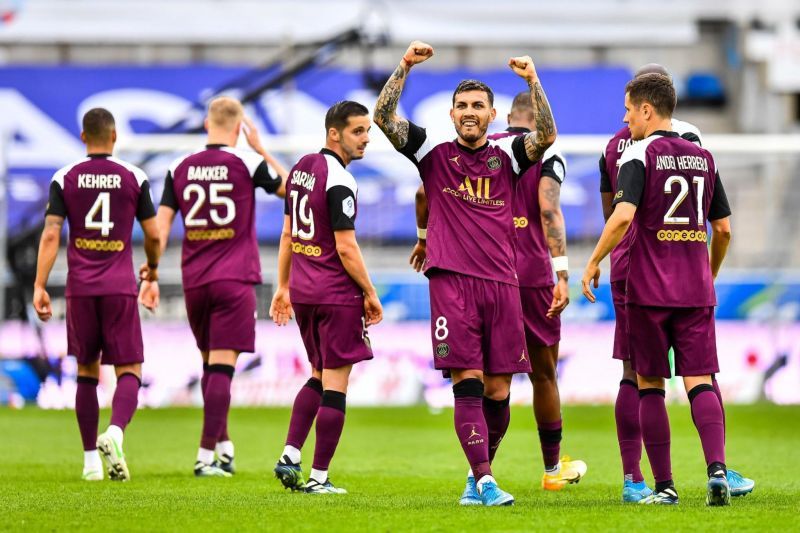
[1,404,797,531]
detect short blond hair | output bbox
[207,96,243,131]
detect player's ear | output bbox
[449,108,455,123]
[110,129,117,144]
[80,131,87,145]
[490,107,497,122]
[203,118,209,132]
[328,127,340,143]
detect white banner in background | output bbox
[2,320,798,407]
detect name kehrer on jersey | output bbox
[77,174,122,189]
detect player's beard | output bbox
[456,120,489,145]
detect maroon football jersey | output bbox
[46,155,155,297]
[400,122,537,286]
[285,149,363,307]
[613,131,731,307]
[161,145,281,289]
[600,119,703,282]
[491,129,566,288]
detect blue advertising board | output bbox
[1,64,631,240]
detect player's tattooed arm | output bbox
[539,176,570,317]
[523,79,557,163]
[508,55,557,163]
[374,64,411,149]
[33,215,64,321]
[374,41,434,149]
[539,177,567,270]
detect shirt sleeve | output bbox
[45,181,67,217]
[326,185,357,231]
[613,159,646,207]
[510,135,536,175]
[681,131,702,146]
[599,154,613,193]
[397,121,429,166]
[253,161,282,194]
[541,153,566,185]
[136,180,157,221]
[159,171,179,210]
[708,171,732,220]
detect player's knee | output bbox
[483,374,511,400]
[77,362,100,379]
[115,363,141,380]
[529,363,557,383]
[529,348,558,382]
[621,363,637,383]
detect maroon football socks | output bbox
[537,419,563,470]
[615,379,644,482]
[689,384,726,469]
[311,390,346,472]
[286,377,323,450]
[200,364,234,451]
[482,395,510,463]
[639,388,672,484]
[76,376,99,451]
[453,379,491,482]
[109,373,140,430]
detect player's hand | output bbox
[241,116,264,153]
[33,286,52,322]
[508,55,538,81]
[581,263,601,303]
[269,286,293,326]
[409,240,427,272]
[138,262,158,282]
[547,278,570,318]
[364,291,383,326]
[138,280,160,313]
[402,41,434,67]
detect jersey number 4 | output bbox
[183,183,235,227]
[664,175,704,225]
[85,192,114,236]
[289,190,315,240]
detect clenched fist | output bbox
[402,41,434,67]
[508,55,538,81]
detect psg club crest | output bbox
[487,156,502,170]
[435,343,450,358]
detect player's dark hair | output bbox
[452,79,494,107]
[82,108,116,142]
[625,73,676,118]
[325,100,369,132]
